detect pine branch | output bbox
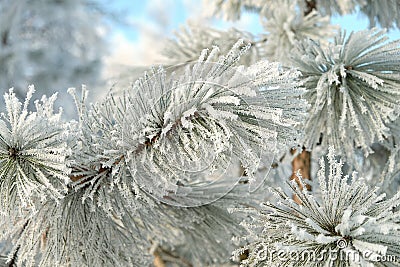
[360,0,400,29]
[153,251,167,267]
[234,147,400,266]
[162,22,265,66]
[291,28,400,164]
[260,0,338,64]
[205,0,265,21]
[290,147,311,204]
[6,246,18,267]
[0,86,70,215]
[0,41,308,266]
[308,0,360,16]
[4,219,29,267]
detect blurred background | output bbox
[1,0,400,118]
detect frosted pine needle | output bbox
[162,22,264,66]
[291,28,400,162]
[123,40,306,202]
[204,0,266,21]
[307,0,360,16]
[33,42,305,265]
[0,86,70,215]
[360,0,400,29]
[235,147,400,266]
[261,0,338,64]
[5,190,151,267]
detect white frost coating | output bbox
[122,40,306,201]
[234,147,400,266]
[0,87,70,215]
[261,0,338,64]
[0,42,307,266]
[181,107,198,130]
[291,28,400,164]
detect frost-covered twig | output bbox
[0,86,70,215]
[234,147,400,266]
[291,28,400,164]
[0,41,307,266]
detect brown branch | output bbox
[6,247,18,267]
[70,155,125,182]
[156,247,193,267]
[304,0,317,16]
[290,147,311,204]
[71,112,201,183]
[239,249,250,262]
[153,251,166,267]
[2,30,9,46]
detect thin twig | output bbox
[304,0,317,15]
[290,147,312,204]
[153,250,166,267]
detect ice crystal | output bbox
[359,0,400,30]
[162,22,265,66]
[261,0,338,64]
[45,91,260,264]
[0,86,70,215]
[123,41,306,203]
[290,28,400,162]
[235,147,400,266]
[2,42,303,266]
[3,190,150,267]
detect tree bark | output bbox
[153,251,166,267]
[1,30,9,46]
[304,0,317,15]
[290,147,311,204]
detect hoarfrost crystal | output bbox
[291,28,400,162]
[123,40,306,205]
[0,86,70,215]
[235,147,400,266]
[261,0,337,64]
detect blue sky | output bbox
[101,0,400,70]
[104,0,400,41]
